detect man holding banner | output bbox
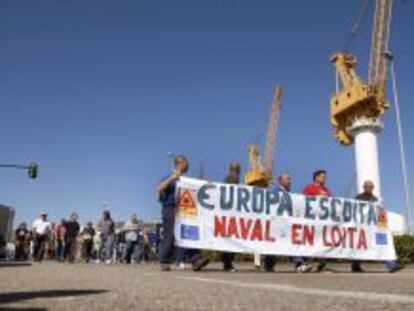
[351,180,402,273]
[157,154,210,271]
[220,162,241,272]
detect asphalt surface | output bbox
[1,261,414,311]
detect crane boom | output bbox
[329,0,393,145]
[264,85,282,179]
[245,85,282,187]
[368,0,393,99]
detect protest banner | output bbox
[175,177,397,261]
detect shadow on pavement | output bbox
[0,307,47,311]
[0,262,32,268]
[0,289,108,305]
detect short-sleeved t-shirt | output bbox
[302,183,331,197]
[158,174,178,208]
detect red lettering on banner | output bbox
[227,217,240,239]
[357,229,367,250]
[240,218,253,240]
[213,216,276,242]
[214,216,228,237]
[303,225,314,246]
[323,226,331,247]
[292,224,302,245]
[348,227,356,248]
[265,220,275,242]
[292,224,314,245]
[331,226,341,247]
[251,219,263,241]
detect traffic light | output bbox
[28,162,38,179]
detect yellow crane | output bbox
[330,0,393,145]
[245,85,282,187]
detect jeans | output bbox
[99,234,114,261]
[55,239,65,261]
[124,240,137,263]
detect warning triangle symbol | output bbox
[178,190,196,214]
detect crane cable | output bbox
[343,0,371,52]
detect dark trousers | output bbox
[64,237,77,262]
[33,234,48,261]
[124,240,137,263]
[263,255,277,270]
[221,252,235,270]
[15,241,28,261]
[83,240,94,262]
[159,207,202,265]
[159,207,176,264]
[55,239,65,261]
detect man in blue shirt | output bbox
[157,154,209,271]
[263,173,312,273]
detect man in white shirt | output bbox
[32,212,52,261]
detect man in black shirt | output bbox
[221,162,241,272]
[14,223,29,261]
[64,212,80,263]
[352,180,402,273]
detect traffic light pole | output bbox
[0,163,38,179]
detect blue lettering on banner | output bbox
[375,233,388,245]
[181,224,200,241]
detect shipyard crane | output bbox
[245,85,282,187]
[330,0,393,197]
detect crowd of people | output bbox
[8,154,403,274]
[12,210,160,265]
[156,154,403,273]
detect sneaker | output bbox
[160,264,171,271]
[296,263,312,273]
[389,264,403,273]
[106,259,113,265]
[95,259,101,264]
[224,266,238,273]
[192,257,210,272]
[176,262,186,271]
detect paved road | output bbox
[1,261,413,310]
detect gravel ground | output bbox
[1,261,414,311]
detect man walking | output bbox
[64,213,80,263]
[220,162,241,272]
[14,223,30,261]
[123,214,139,264]
[157,154,209,271]
[351,180,402,273]
[54,219,66,262]
[81,221,96,263]
[31,212,52,261]
[265,174,313,273]
[97,210,115,264]
[302,170,332,272]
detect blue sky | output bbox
[0,0,413,225]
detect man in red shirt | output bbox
[302,170,331,197]
[302,170,332,272]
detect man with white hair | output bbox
[32,212,52,261]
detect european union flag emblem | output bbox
[376,233,388,245]
[180,224,200,241]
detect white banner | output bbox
[175,177,397,261]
